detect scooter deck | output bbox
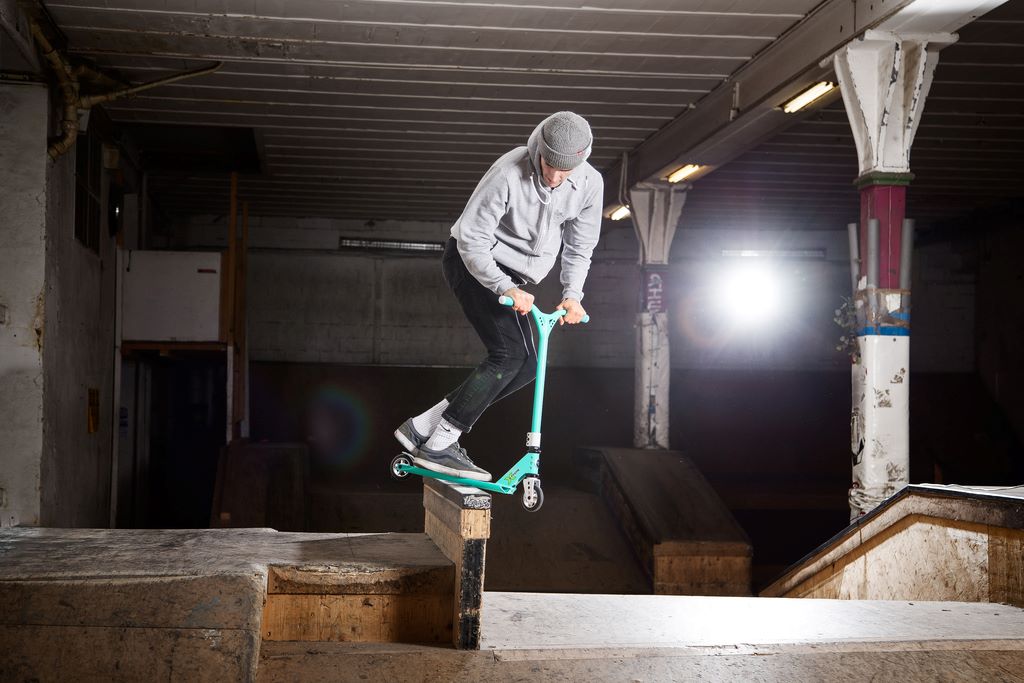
[396,464,518,494]
[395,451,540,496]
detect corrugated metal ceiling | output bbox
[42,0,1024,229]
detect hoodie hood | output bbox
[526,119,552,203]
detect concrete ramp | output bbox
[578,447,752,595]
[762,484,1024,605]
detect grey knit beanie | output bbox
[539,111,592,170]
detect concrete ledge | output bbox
[0,574,265,630]
[0,527,456,679]
[1,624,260,682]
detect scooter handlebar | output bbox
[497,296,590,323]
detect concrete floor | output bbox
[259,592,1024,682]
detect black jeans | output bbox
[441,238,537,432]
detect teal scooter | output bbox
[390,296,589,511]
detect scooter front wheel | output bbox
[521,476,544,512]
[390,453,412,480]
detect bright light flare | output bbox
[715,261,783,328]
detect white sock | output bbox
[412,398,449,437]
[425,418,461,452]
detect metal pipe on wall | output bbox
[847,222,860,295]
[866,218,880,289]
[866,218,880,330]
[27,16,221,160]
[899,218,914,291]
[28,19,79,160]
[78,62,221,108]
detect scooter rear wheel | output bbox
[390,453,412,480]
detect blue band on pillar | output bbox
[859,327,910,337]
[859,309,910,336]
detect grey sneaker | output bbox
[413,443,492,482]
[394,419,428,452]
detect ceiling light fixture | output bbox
[609,205,631,221]
[666,164,702,183]
[782,81,836,114]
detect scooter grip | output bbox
[498,295,514,306]
[557,309,591,324]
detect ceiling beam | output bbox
[604,0,1012,197]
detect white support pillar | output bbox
[831,30,952,519]
[628,183,686,450]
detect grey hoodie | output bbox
[449,119,604,301]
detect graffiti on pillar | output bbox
[642,269,668,314]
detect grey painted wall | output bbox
[0,83,48,527]
[41,141,118,527]
[0,82,119,527]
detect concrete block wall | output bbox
[176,216,974,374]
[247,249,637,368]
[912,239,977,373]
[976,220,1024,446]
[179,215,637,368]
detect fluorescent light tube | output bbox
[610,205,631,221]
[782,81,836,113]
[667,164,701,183]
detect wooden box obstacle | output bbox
[0,480,493,679]
[260,534,455,644]
[580,447,752,596]
[261,478,491,650]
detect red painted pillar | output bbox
[858,176,911,288]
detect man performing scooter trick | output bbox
[394,111,604,482]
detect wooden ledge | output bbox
[422,479,492,650]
